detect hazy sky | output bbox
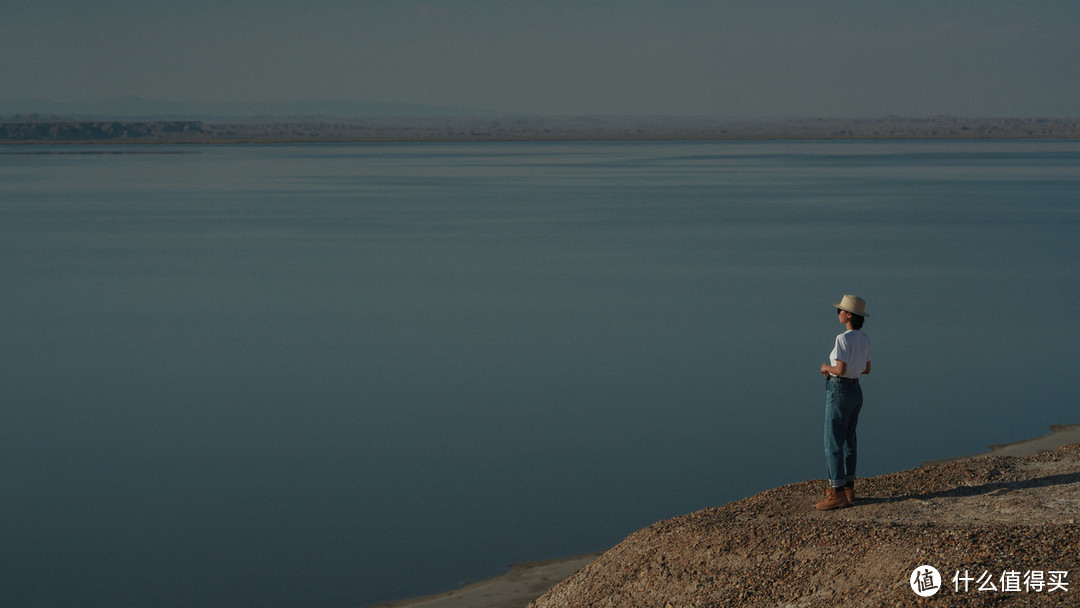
[4,0,1078,116]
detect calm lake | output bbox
[1,140,1078,606]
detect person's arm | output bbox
[820,360,847,377]
[862,361,871,375]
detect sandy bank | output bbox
[928,423,1080,463]
[365,553,601,608]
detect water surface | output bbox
[1,140,1078,606]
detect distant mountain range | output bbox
[0,96,494,120]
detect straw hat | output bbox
[834,294,869,317]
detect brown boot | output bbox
[844,483,855,505]
[815,486,850,510]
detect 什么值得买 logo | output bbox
[909,565,1070,596]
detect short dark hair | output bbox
[850,314,865,330]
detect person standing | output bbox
[816,295,871,511]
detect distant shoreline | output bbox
[2,116,1078,145]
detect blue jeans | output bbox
[824,376,863,488]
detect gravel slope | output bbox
[530,445,1080,607]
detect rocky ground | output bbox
[529,445,1080,607]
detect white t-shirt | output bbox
[830,329,871,379]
